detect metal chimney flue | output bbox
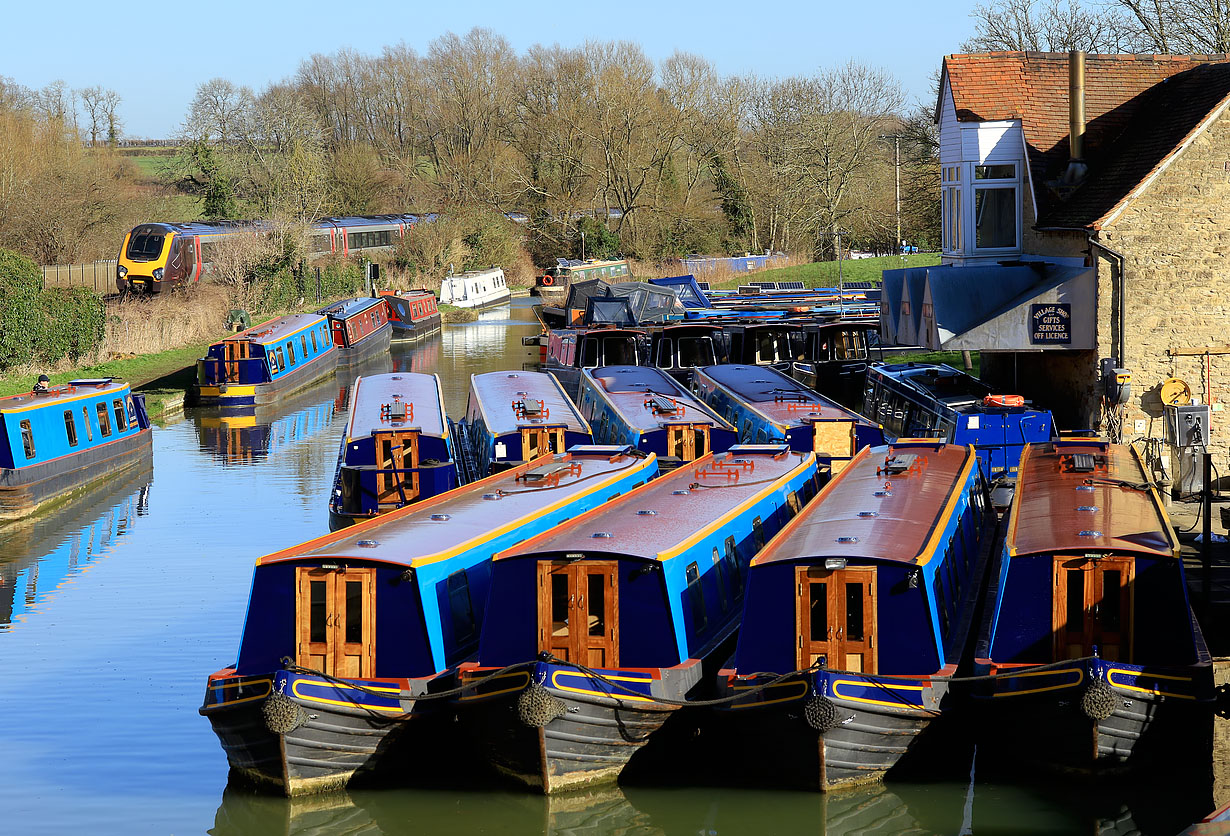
[1062,50,1089,186]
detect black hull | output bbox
[335,325,391,367]
[0,429,153,521]
[974,685,1213,776]
[390,314,441,342]
[201,677,421,796]
[469,688,677,793]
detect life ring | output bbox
[541,275,555,287]
[983,394,1024,407]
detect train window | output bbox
[19,420,34,458]
[96,402,112,437]
[113,399,127,432]
[287,342,296,365]
[310,234,332,253]
[64,411,78,447]
[81,407,93,441]
[126,232,164,261]
[685,562,707,632]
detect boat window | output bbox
[64,411,78,447]
[657,337,673,368]
[310,331,318,352]
[934,573,949,637]
[287,341,297,365]
[787,491,801,516]
[685,562,706,632]
[96,402,112,437]
[301,336,308,357]
[846,582,866,641]
[1100,570,1122,632]
[579,337,598,368]
[310,580,328,643]
[345,580,364,644]
[756,429,767,444]
[605,338,636,366]
[277,347,286,370]
[551,572,570,640]
[1065,570,1084,634]
[752,516,765,552]
[113,399,127,432]
[446,570,477,646]
[677,337,716,368]
[587,572,606,636]
[723,535,743,596]
[126,396,137,424]
[809,581,828,642]
[81,407,93,441]
[712,547,729,611]
[19,419,34,459]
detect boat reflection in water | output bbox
[209,776,1189,836]
[0,457,151,630]
[193,355,393,466]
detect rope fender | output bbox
[263,690,309,735]
[1080,678,1116,721]
[804,696,841,732]
[517,682,568,727]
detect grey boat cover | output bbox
[649,274,711,308]
[584,297,638,326]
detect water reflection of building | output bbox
[0,457,151,629]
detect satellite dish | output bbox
[1160,378,1192,406]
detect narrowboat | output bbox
[315,297,392,366]
[862,362,1055,489]
[646,323,721,385]
[534,258,631,295]
[543,326,650,399]
[379,289,441,341]
[439,267,511,310]
[200,445,659,796]
[328,373,457,528]
[196,314,337,408]
[714,322,804,372]
[692,364,885,473]
[193,376,345,465]
[457,444,820,794]
[791,319,883,408]
[463,371,593,478]
[972,440,1213,774]
[575,366,737,469]
[715,441,996,791]
[0,378,153,521]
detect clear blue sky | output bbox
[3,0,976,138]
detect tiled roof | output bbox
[942,52,1230,229]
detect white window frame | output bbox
[969,163,1021,254]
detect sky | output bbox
[1,0,978,139]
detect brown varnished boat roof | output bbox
[497,447,815,563]
[695,364,868,425]
[257,449,656,568]
[751,442,974,568]
[1006,441,1176,558]
[345,373,448,440]
[469,370,590,436]
[586,366,733,433]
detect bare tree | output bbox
[101,88,122,145]
[184,78,253,144]
[79,86,105,144]
[965,0,1136,51]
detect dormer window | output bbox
[942,166,963,254]
[973,164,1019,250]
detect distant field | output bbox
[707,253,940,290]
[127,154,171,178]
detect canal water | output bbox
[0,299,1217,835]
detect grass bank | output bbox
[706,253,940,290]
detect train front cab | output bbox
[117,224,199,292]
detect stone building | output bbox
[882,51,1230,482]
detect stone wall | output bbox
[981,350,1100,432]
[1095,104,1230,478]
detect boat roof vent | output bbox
[1068,453,1097,473]
[881,454,917,475]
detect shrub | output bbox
[0,248,105,371]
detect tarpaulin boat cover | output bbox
[649,274,711,308]
[584,297,638,326]
[605,282,682,323]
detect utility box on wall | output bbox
[1164,404,1211,448]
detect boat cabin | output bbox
[464,371,593,477]
[0,378,149,471]
[792,320,883,408]
[197,314,336,406]
[316,297,391,351]
[543,326,650,398]
[716,322,805,372]
[647,323,721,384]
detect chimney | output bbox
[1062,50,1088,186]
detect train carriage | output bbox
[692,364,885,474]
[972,440,1213,774]
[457,444,819,793]
[715,441,996,792]
[576,366,737,469]
[463,371,593,478]
[328,373,458,528]
[195,314,337,408]
[200,445,658,796]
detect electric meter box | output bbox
[1164,404,1211,448]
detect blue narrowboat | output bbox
[0,378,153,521]
[692,364,885,474]
[715,441,996,791]
[379,289,441,341]
[196,314,338,407]
[457,444,819,793]
[200,445,659,796]
[861,362,1055,488]
[575,365,737,469]
[328,373,457,528]
[972,440,1213,774]
[543,326,651,399]
[463,371,593,478]
[316,297,392,366]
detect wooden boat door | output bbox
[295,566,377,677]
[1053,555,1133,662]
[666,425,707,461]
[538,560,619,668]
[376,430,420,506]
[522,426,565,460]
[223,340,249,383]
[796,566,876,673]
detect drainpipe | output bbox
[1088,235,1126,371]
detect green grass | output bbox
[127,155,168,178]
[887,350,981,378]
[707,253,940,290]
